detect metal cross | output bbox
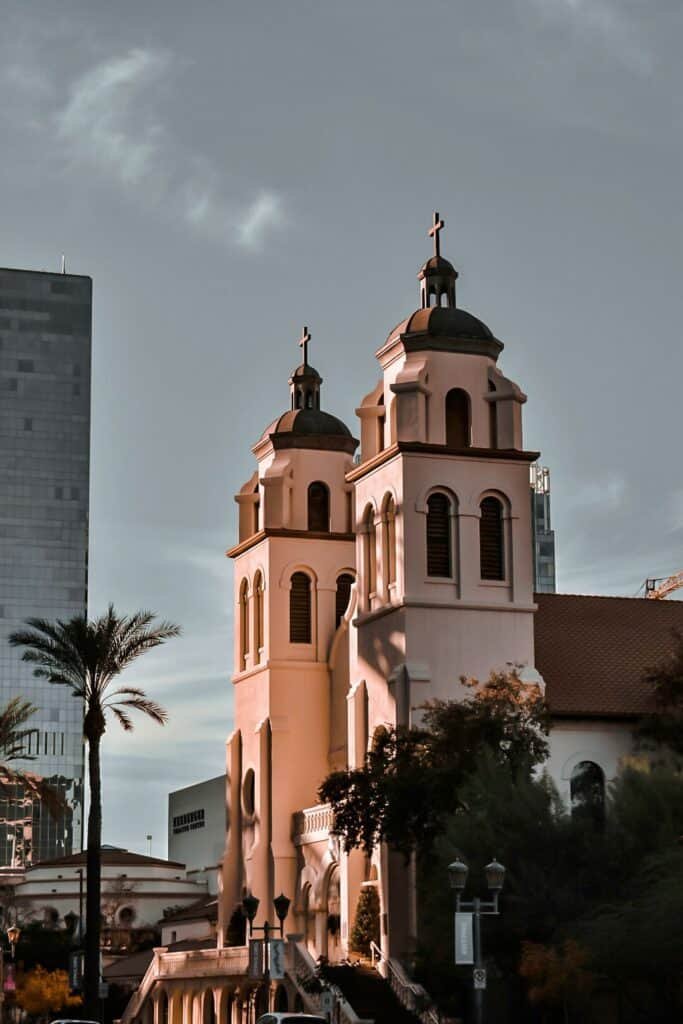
[298,325,311,365]
[428,211,445,258]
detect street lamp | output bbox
[0,922,21,1024]
[241,891,291,1008]
[448,857,505,1024]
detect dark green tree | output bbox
[10,606,180,1013]
[635,629,683,759]
[349,885,380,955]
[319,669,550,857]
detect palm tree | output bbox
[9,605,180,1012]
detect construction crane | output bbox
[645,571,683,599]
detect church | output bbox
[123,217,683,1024]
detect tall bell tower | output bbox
[349,215,539,955]
[221,328,358,940]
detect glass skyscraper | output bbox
[530,464,557,594]
[0,267,91,867]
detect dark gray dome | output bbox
[273,408,352,437]
[386,305,503,360]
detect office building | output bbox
[0,267,91,866]
[531,464,557,593]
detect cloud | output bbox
[51,47,286,250]
[55,48,169,186]
[525,0,653,75]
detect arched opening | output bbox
[326,867,341,962]
[308,481,330,532]
[426,493,452,578]
[335,573,355,628]
[479,496,505,580]
[362,506,376,606]
[118,905,135,927]
[377,394,385,453]
[294,994,304,1013]
[274,985,288,1012]
[445,388,471,448]
[242,769,255,816]
[202,991,216,1024]
[570,761,605,827]
[289,572,312,643]
[488,380,498,449]
[383,495,397,592]
[255,985,269,1018]
[302,884,315,956]
[253,481,260,534]
[239,578,249,671]
[158,990,169,1024]
[254,571,264,662]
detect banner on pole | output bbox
[248,939,264,978]
[269,939,286,979]
[455,912,474,965]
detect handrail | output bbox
[368,942,439,1024]
[289,942,374,1024]
[119,947,164,1024]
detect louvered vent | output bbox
[480,497,505,580]
[426,493,451,577]
[290,572,312,643]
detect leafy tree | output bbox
[16,966,81,1017]
[635,629,683,759]
[519,940,594,1023]
[10,606,180,1013]
[349,885,380,955]
[319,669,549,857]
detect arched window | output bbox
[383,495,397,591]
[239,578,249,670]
[445,388,471,448]
[570,761,605,826]
[335,573,355,628]
[488,380,498,449]
[308,481,330,532]
[254,571,264,660]
[377,394,386,453]
[362,506,376,605]
[426,493,452,577]
[479,497,505,580]
[289,572,312,643]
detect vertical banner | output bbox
[455,912,474,965]
[269,939,286,979]
[68,951,84,993]
[248,939,264,978]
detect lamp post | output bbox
[448,857,505,1024]
[241,892,291,1008]
[0,922,21,1024]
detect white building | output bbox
[14,846,208,949]
[168,776,226,894]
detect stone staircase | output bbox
[321,965,423,1024]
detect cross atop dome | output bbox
[298,325,312,366]
[418,210,459,310]
[428,212,445,258]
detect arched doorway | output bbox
[325,867,341,962]
[203,989,216,1024]
[274,985,288,1012]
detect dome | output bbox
[273,408,352,437]
[290,362,322,382]
[386,305,504,360]
[257,407,357,454]
[418,255,457,277]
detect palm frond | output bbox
[113,697,168,726]
[110,706,134,732]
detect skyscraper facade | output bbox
[531,464,557,593]
[0,267,91,867]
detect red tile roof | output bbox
[534,593,683,718]
[34,848,185,870]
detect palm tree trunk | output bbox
[84,731,102,1013]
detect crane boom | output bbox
[646,570,683,599]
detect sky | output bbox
[1,0,682,856]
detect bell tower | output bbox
[222,327,358,942]
[349,215,539,956]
